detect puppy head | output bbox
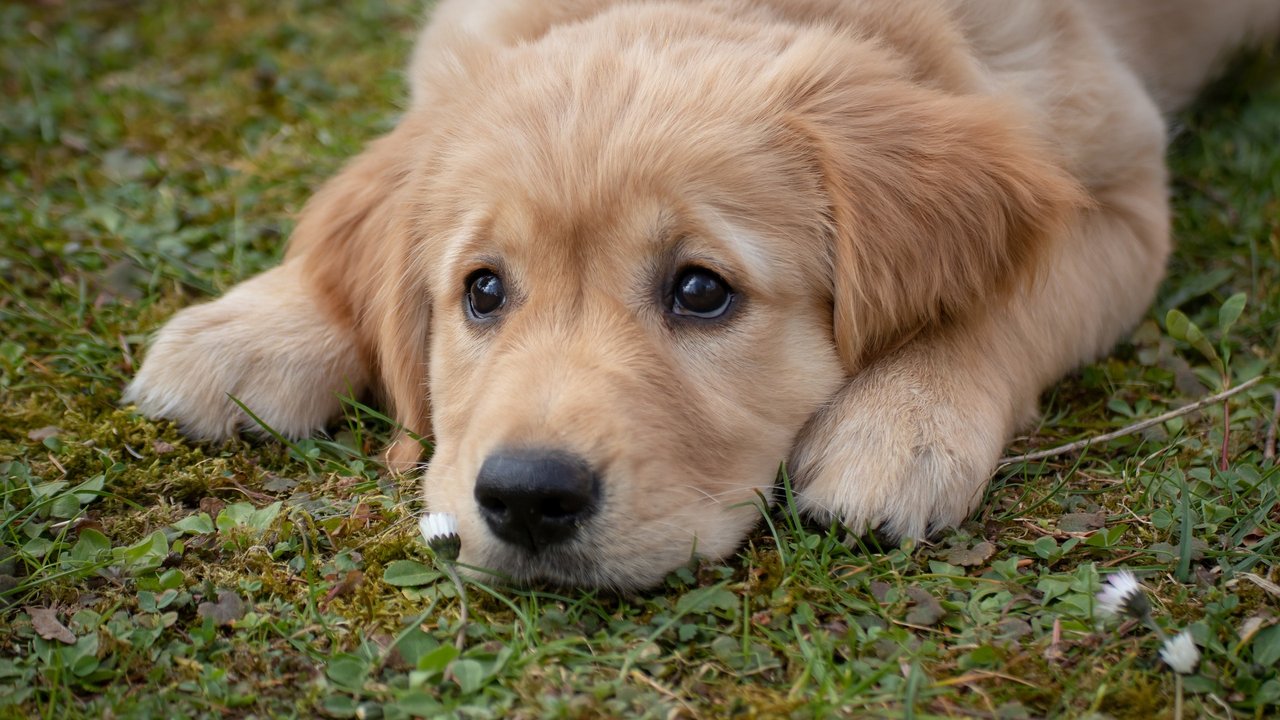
[371,15,1082,589]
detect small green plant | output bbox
[1165,292,1257,469]
[1165,291,1248,392]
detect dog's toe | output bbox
[789,351,1016,541]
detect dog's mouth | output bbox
[448,448,711,589]
[461,538,641,591]
[455,497,753,591]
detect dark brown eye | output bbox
[671,268,733,319]
[466,270,506,318]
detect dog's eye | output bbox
[671,268,733,319]
[466,270,506,318]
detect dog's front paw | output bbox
[124,264,369,441]
[789,347,1022,540]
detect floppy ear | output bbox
[771,38,1087,370]
[371,235,433,472]
[289,118,433,470]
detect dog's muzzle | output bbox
[474,448,600,553]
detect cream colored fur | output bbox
[124,262,370,440]
[126,0,1279,589]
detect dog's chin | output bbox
[457,537,696,593]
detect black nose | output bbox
[474,449,599,552]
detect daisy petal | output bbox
[1096,570,1148,620]
[418,512,461,561]
[1160,630,1200,674]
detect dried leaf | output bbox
[1058,512,1106,533]
[995,618,1032,640]
[905,586,945,626]
[1151,540,1207,562]
[198,497,226,518]
[1238,573,1280,599]
[27,426,60,442]
[946,541,995,567]
[0,575,18,608]
[322,570,364,609]
[26,606,76,644]
[1161,354,1208,397]
[262,474,297,492]
[1239,615,1271,641]
[869,581,892,603]
[197,590,245,626]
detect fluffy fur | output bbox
[126,0,1280,589]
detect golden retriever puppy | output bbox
[126,0,1280,588]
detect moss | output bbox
[2,2,1279,717]
[1103,673,1170,719]
[360,534,420,569]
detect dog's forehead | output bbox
[438,196,779,291]
[422,36,835,299]
[435,40,808,213]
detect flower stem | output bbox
[1175,673,1184,720]
[1142,615,1167,641]
[441,561,469,651]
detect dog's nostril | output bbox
[474,448,599,552]
[538,496,582,519]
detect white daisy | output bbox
[1160,630,1201,674]
[1096,570,1150,620]
[418,512,461,561]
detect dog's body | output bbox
[126,0,1280,588]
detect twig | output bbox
[999,377,1265,465]
[1235,572,1280,599]
[47,452,67,478]
[1265,390,1279,463]
[629,670,699,716]
[934,670,1038,689]
[1043,616,1063,662]
[118,332,134,373]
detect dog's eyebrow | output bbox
[433,211,493,283]
[691,207,772,282]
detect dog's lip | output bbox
[467,542,613,588]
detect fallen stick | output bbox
[999,376,1265,465]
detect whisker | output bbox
[667,484,736,505]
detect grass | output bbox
[1,1,1278,717]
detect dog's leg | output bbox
[1081,0,1280,113]
[124,261,371,440]
[790,165,1171,539]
